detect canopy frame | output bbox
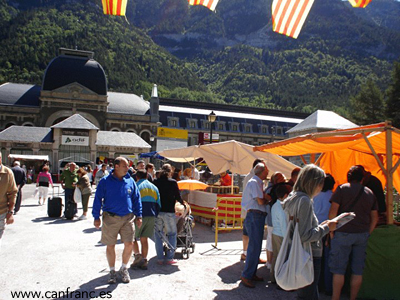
[255,121,400,225]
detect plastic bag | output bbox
[74,187,82,203]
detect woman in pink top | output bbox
[36,166,54,205]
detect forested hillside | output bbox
[1,0,400,117]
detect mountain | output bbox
[1,0,400,116]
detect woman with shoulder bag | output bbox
[281,164,337,300]
[76,167,92,220]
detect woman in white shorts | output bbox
[36,166,54,205]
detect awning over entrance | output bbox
[8,154,49,161]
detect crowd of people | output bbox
[0,152,386,298]
[240,160,381,300]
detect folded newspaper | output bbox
[332,212,356,229]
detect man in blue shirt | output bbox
[93,157,142,284]
[131,170,161,270]
[240,162,269,288]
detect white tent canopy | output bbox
[158,140,297,177]
[8,154,49,161]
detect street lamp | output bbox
[208,111,217,144]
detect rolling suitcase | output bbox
[64,193,77,220]
[48,186,62,218]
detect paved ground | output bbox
[0,184,339,300]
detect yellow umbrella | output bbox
[177,179,208,191]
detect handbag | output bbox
[275,199,314,290]
[73,187,82,203]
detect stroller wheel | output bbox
[190,243,195,253]
[182,249,190,259]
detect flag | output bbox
[272,0,315,39]
[349,0,371,8]
[102,0,128,16]
[188,0,220,11]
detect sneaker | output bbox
[139,259,148,270]
[118,267,130,283]
[38,200,41,205]
[107,270,117,284]
[156,260,164,265]
[78,215,87,220]
[130,254,143,269]
[165,259,178,265]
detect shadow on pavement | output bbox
[52,274,118,300]
[31,217,80,224]
[82,227,100,234]
[129,257,180,279]
[217,261,244,284]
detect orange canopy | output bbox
[254,122,400,224]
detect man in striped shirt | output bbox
[131,170,161,270]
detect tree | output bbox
[350,79,385,125]
[386,61,400,128]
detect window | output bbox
[202,120,210,129]
[187,119,198,129]
[168,117,179,128]
[230,122,239,132]
[218,122,225,131]
[276,126,283,135]
[261,126,268,134]
[243,124,252,133]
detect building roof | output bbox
[0,83,40,107]
[51,114,99,130]
[42,54,107,95]
[0,126,52,143]
[107,92,150,115]
[286,110,358,134]
[96,131,151,148]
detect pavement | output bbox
[0,184,341,300]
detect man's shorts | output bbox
[101,212,135,245]
[329,231,370,275]
[135,216,155,239]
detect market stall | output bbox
[160,140,297,227]
[254,121,400,299]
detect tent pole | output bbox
[300,155,308,165]
[391,156,400,175]
[385,122,394,225]
[310,153,316,164]
[362,133,387,173]
[315,153,325,166]
[231,173,234,194]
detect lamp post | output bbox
[208,111,217,144]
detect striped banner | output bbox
[272,0,315,39]
[349,0,371,8]
[188,0,220,11]
[102,0,128,16]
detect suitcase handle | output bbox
[52,185,60,197]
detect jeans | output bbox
[241,211,266,279]
[297,257,322,300]
[14,188,22,213]
[154,212,177,261]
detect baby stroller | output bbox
[159,202,195,259]
[176,202,195,259]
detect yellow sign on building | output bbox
[157,127,188,140]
